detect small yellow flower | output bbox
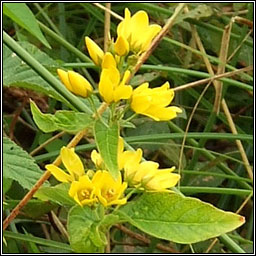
[85,36,104,66]
[57,69,93,98]
[69,175,98,206]
[131,82,182,121]
[117,8,161,53]
[124,161,180,191]
[99,67,132,103]
[114,35,130,56]
[101,52,116,69]
[46,147,85,182]
[92,170,127,207]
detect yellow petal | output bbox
[91,150,103,167]
[114,84,133,102]
[120,70,131,87]
[99,69,115,103]
[68,71,93,97]
[114,35,129,56]
[144,106,182,121]
[46,164,73,183]
[61,147,85,179]
[140,24,162,52]
[101,52,116,69]
[131,94,151,113]
[57,69,73,93]
[85,36,104,66]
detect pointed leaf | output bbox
[3,43,70,106]
[30,100,93,133]
[3,3,51,48]
[67,205,106,253]
[35,183,76,206]
[3,137,49,190]
[117,193,245,244]
[94,120,119,179]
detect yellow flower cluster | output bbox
[92,137,181,191]
[46,147,127,207]
[56,8,181,122]
[46,138,180,207]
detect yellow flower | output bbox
[92,170,127,207]
[99,67,132,103]
[117,8,161,53]
[101,52,116,69]
[69,175,98,206]
[124,161,180,191]
[114,35,130,56]
[85,36,104,66]
[57,69,93,98]
[131,82,182,121]
[46,147,85,182]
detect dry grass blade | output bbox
[214,21,233,114]
[131,3,186,77]
[104,3,111,52]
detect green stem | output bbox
[123,113,138,123]
[219,234,246,253]
[141,65,252,91]
[3,31,92,114]
[179,186,252,196]
[168,121,252,190]
[130,3,253,47]
[33,3,62,36]
[62,63,252,90]
[3,230,72,251]
[163,37,253,82]
[182,170,252,184]
[38,21,92,63]
[188,110,217,170]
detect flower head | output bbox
[116,8,161,54]
[99,66,132,103]
[57,69,93,98]
[85,36,104,66]
[123,160,180,191]
[69,175,97,206]
[131,82,182,121]
[92,170,127,207]
[46,147,85,182]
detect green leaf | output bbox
[175,4,213,24]
[5,199,57,219]
[117,193,245,244]
[67,205,106,253]
[3,177,13,194]
[94,120,119,179]
[35,183,76,206]
[3,137,48,190]
[3,43,70,106]
[30,100,94,133]
[3,3,50,48]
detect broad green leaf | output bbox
[3,3,50,48]
[35,183,76,206]
[3,43,71,107]
[67,205,106,253]
[117,193,245,244]
[30,100,94,133]
[5,199,57,219]
[3,137,49,190]
[94,120,119,179]
[3,177,13,194]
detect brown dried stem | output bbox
[114,224,179,253]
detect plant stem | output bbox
[3,31,92,114]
